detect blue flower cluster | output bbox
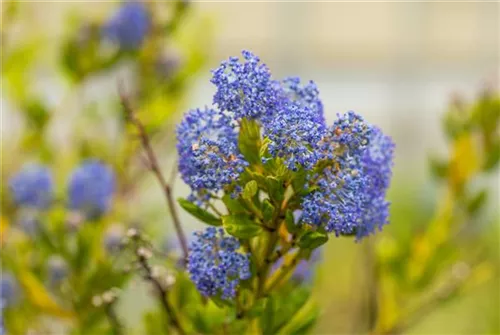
[0,273,15,335]
[103,1,150,50]
[47,255,68,286]
[281,77,324,124]
[264,102,326,171]
[9,164,53,209]
[301,113,394,238]
[178,51,394,239]
[211,51,279,120]
[9,160,116,222]
[176,107,247,201]
[68,160,116,217]
[187,227,251,300]
[179,51,331,194]
[0,273,17,307]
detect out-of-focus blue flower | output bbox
[9,164,53,209]
[103,1,150,50]
[301,112,394,239]
[291,249,322,283]
[0,273,17,306]
[103,224,125,254]
[264,101,326,171]
[211,50,281,120]
[68,160,115,218]
[47,256,68,286]
[176,107,247,201]
[187,227,251,300]
[16,209,39,237]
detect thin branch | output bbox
[105,302,124,335]
[118,82,189,260]
[136,251,186,335]
[263,251,301,295]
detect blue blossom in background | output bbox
[211,50,280,120]
[9,164,53,209]
[68,160,115,217]
[187,227,251,299]
[103,1,150,50]
[176,108,247,200]
[16,209,39,237]
[291,248,322,283]
[264,101,326,171]
[0,273,17,306]
[103,224,125,254]
[47,255,68,286]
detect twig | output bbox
[118,82,189,261]
[105,302,124,335]
[136,250,186,335]
[264,251,301,295]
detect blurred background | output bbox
[1,1,499,334]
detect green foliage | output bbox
[178,198,222,226]
[222,214,263,239]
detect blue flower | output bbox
[187,227,251,300]
[356,127,395,238]
[301,112,394,239]
[291,248,322,283]
[281,77,324,124]
[16,209,40,237]
[9,164,53,209]
[0,273,17,306]
[264,101,326,171]
[103,1,150,50]
[68,160,115,217]
[211,50,281,120]
[176,107,248,200]
[47,256,68,286]
[103,224,125,254]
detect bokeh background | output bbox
[2,1,499,334]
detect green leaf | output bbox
[428,155,449,179]
[467,189,488,214]
[262,199,275,224]
[222,214,263,239]
[210,295,234,308]
[291,168,307,193]
[483,140,500,171]
[178,198,222,226]
[266,176,285,202]
[298,231,328,250]
[260,296,275,334]
[239,118,262,164]
[222,194,247,214]
[243,180,258,200]
[285,210,300,234]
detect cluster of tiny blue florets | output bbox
[9,164,53,209]
[281,77,325,124]
[9,161,115,222]
[211,51,280,120]
[356,127,395,237]
[264,102,326,171]
[68,160,116,217]
[178,51,394,240]
[176,107,247,201]
[103,1,150,50]
[187,227,251,300]
[301,112,394,238]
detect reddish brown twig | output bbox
[118,81,189,261]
